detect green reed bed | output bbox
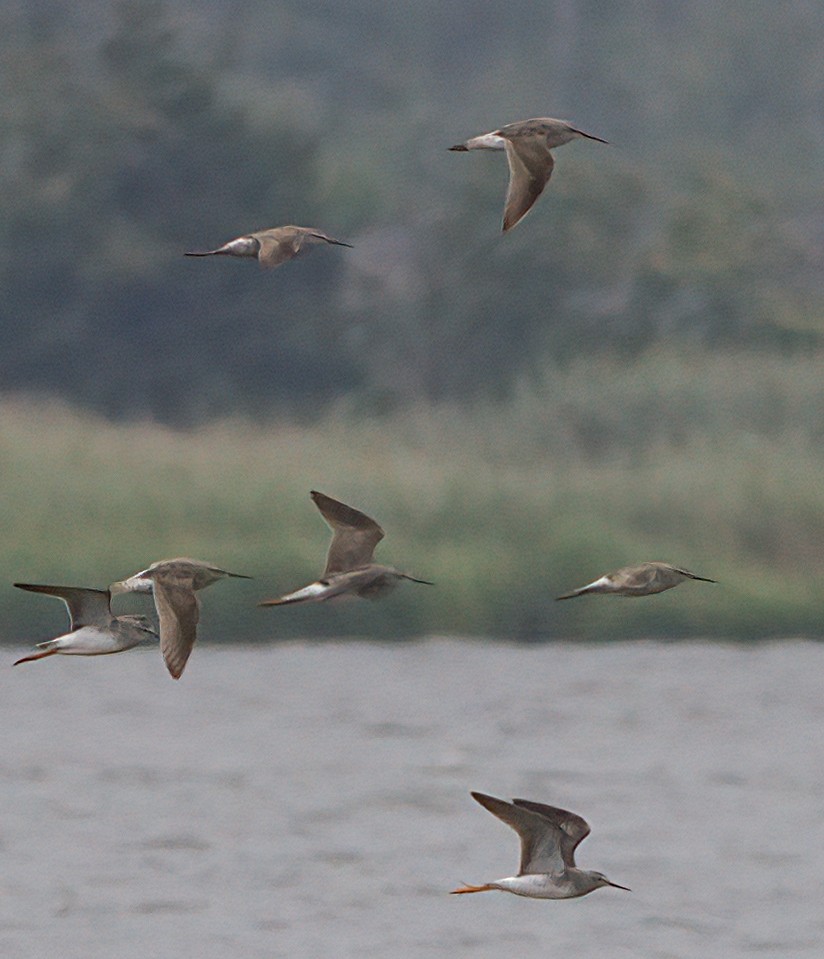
[2,345,824,643]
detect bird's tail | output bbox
[448,144,469,151]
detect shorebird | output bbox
[13,583,157,666]
[556,561,716,600]
[259,490,432,607]
[449,117,607,232]
[184,225,352,268]
[451,791,629,900]
[110,558,251,679]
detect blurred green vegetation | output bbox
[4,345,824,643]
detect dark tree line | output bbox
[0,0,821,422]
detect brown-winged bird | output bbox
[449,117,607,232]
[185,225,352,268]
[259,491,432,607]
[556,561,716,600]
[110,558,251,679]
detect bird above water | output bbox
[259,490,432,608]
[184,225,352,268]
[556,561,716,600]
[109,558,251,679]
[13,583,157,666]
[449,117,607,232]
[451,791,629,900]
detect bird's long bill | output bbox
[606,880,631,891]
[570,127,609,143]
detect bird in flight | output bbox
[452,791,629,899]
[556,561,716,600]
[259,491,432,607]
[13,583,157,666]
[185,225,352,268]
[110,558,251,679]
[449,117,607,231]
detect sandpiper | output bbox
[451,791,629,900]
[185,225,352,268]
[556,561,716,600]
[449,117,607,231]
[259,491,432,607]
[110,558,251,679]
[13,583,157,666]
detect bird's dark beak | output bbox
[570,128,609,144]
[606,880,631,891]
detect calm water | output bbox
[1,639,823,959]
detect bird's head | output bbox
[591,870,630,891]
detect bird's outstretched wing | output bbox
[311,491,385,576]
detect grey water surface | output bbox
[1,639,823,959]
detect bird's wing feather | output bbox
[611,563,663,590]
[472,792,566,875]
[254,230,298,267]
[501,139,554,232]
[512,798,591,868]
[151,580,200,680]
[14,583,112,628]
[311,491,385,575]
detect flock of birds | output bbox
[14,117,718,903]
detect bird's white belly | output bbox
[58,627,125,655]
[495,874,575,899]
